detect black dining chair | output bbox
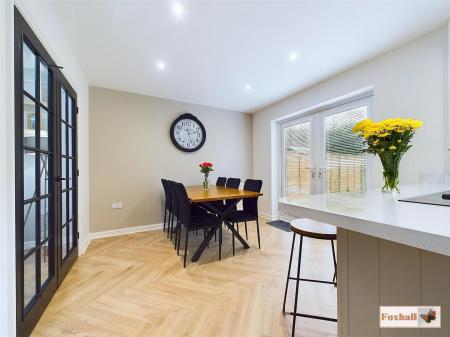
[173,182,222,267]
[226,178,240,189]
[216,177,227,186]
[227,179,263,254]
[161,179,172,233]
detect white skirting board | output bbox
[80,223,163,255]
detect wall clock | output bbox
[170,113,206,152]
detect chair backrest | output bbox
[161,179,172,210]
[216,177,227,187]
[242,179,263,216]
[174,182,191,227]
[226,178,241,189]
[166,181,179,217]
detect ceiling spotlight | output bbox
[245,84,251,91]
[157,61,166,71]
[172,2,184,17]
[289,51,298,62]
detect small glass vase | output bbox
[203,175,209,190]
[382,171,399,193]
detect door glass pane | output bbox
[40,198,49,241]
[68,159,72,188]
[40,243,49,286]
[61,192,67,224]
[68,190,73,221]
[61,88,66,121]
[40,154,49,196]
[68,96,73,126]
[61,225,67,259]
[284,122,311,200]
[24,202,36,255]
[68,221,73,249]
[24,150,36,200]
[40,108,49,150]
[39,62,49,107]
[24,96,36,148]
[23,43,36,97]
[325,106,367,193]
[68,127,72,157]
[61,124,66,155]
[24,252,36,308]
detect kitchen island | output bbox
[279,184,450,337]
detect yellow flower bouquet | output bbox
[352,118,423,192]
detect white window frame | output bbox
[279,93,373,199]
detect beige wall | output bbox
[252,26,449,219]
[89,86,253,233]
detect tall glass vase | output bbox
[203,173,209,190]
[379,154,401,193]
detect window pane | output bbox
[284,122,311,200]
[61,192,67,224]
[24,202,36,255]
[40,153,49,196]
[24,95,36,148]
[24,252,36,308]
[40,243,49,287]
[325,106,367,193]
[61,124,66,155]
[24,150,36,200]
[61,225,67,259]
[40,198,49,241]
[23,43,36,97]
[61,88,66,121]
[39,62,49,107]
[40,108,49,151]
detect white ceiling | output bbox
[49,0,450,113]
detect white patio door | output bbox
[281,97,369,200]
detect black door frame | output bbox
[14,7,78,336]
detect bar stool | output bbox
[282,219,337,337]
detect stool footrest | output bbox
[288,277,335,285]
[286,312,337,322]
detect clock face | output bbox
[170,114,206,152]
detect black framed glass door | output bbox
[57,79,78,283]
[14,7,78,336]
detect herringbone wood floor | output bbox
[31,220,337,337]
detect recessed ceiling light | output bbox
[245,84,251,91]
[157,61,166,71]
[289,51,298,62]
[172,2,184,17]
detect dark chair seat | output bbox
[191,213,221,229]
[226,210,257,223]
[290,219,336,240]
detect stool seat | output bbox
[290,219,336,240]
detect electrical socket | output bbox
[112,202,123,209]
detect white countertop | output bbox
[279,184,450,256]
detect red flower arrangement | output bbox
[199,162,214,174]
[199,162,214,190]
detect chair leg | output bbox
[237,223,239,233]
[184,230,189,268]
[174,220,179,250]
[232,223,235,256]
[163,209,167,232]
[167,212,171,238]
[219,225,222,260]
[331,240,337,286]
[256,218,261,249]
[177,225,182,256]
[169,214,174,241]
[283,232,296,313]
[292,235,303,337]
[244,221,248,240]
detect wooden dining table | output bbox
[185,185,263,262]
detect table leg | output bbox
[191,226,218,262]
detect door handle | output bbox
[55,177,66,182]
